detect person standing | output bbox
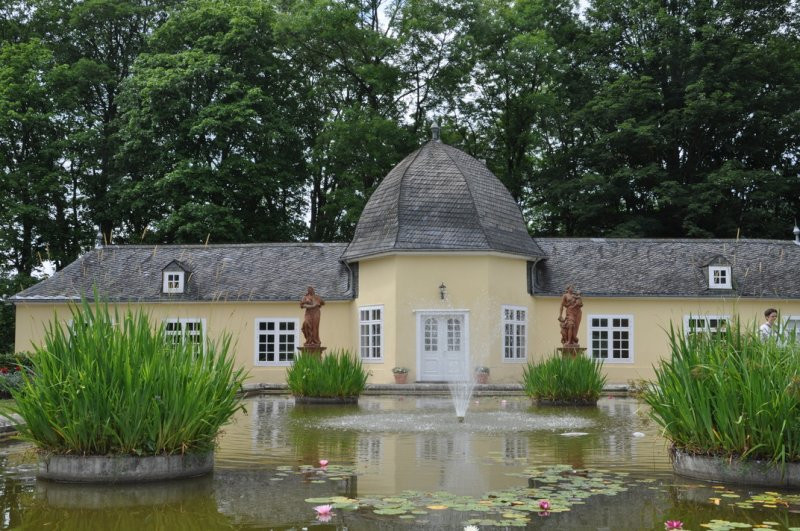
[760,308,778,341]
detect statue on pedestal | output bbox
[558,285,583,347]
[300,286,324,348]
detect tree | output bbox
[0,39,63,276]
[119,0,308,243]
[31,0,176,244]
[577,0,800,238]
[278,0,469,241]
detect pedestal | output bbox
[557,346,586,358]
[298,346,326,358]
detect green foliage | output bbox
[3,299,247,455]
[522,354,606,403]
[643,321,800,464]
[286,350,368,398]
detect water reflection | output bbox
[1,396,798,530]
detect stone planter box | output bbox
[671,447,800,488]
[293,396,358,405]
[37,451,213,483]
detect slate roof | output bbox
[534,238,800,298]
[342,140,545,261]
[11,243,354,303]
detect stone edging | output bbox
[671,447,800,487]
[38,451,214,483]
[294,396,358,405]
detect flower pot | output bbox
[475,372,489,384]
[394,372,408,384]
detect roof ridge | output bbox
[437,143,491,248]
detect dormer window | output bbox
[708,265,731,289]
[163,271,185,294]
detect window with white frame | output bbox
[684,315,729,338]
[785,316,800,343]
[359,306,383,360]
[589,315,633,362]
[163,271,185,293]
[255,319,298,366]
[164,318,204,346]
[708,266,731,289]
[502,306,527,360]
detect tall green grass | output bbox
[286,350,368,398]
[522,354,606,403]
[643,321,800,465]
[3,300,246,456]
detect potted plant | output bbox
[392,367,409,384]
[474,366,490,384]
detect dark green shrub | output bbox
[644,321,800,465]
[523,354,606,404]
[1,300,247,456]
[286,350,368,398]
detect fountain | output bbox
[448,379,475,423]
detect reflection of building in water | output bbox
[417,433,471,461]
[356,435,383,468]
[503,435,528,460]
[251,397,291,449]
[598,399,641,459]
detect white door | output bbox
[417,312,469,382]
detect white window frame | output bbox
[358,305,384,362]
[163,318,205,349]
[784,315,800,343]
[683,314,729,337]
[708,266,731,289]
[501,305,528,362]
[254,318,299,367]
[163,271,185,294]
[588,314,634,363]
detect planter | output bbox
[393,372,408,384]
[37,451,213,483]
[294,396,358,405]
[670,447,800,487]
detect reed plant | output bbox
[3,300,246,456]
[286,350,368,398]
[522,354,606,404]
[643,321,800,465]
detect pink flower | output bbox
[315,504,334,521]
[319,459,329,468]
[665,521,683,530]
[539,500,551,511]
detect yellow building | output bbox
[11,137,800,385]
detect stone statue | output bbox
[300,286,324,347]
[558,285,583,347]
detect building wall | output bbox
[14,300,356,384]
[357,253,533,383]
[530,296,800,384]
[13,263,800,386]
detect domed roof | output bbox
[342,140,545,261]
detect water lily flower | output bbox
[665,520,683,529]
[314,504,334,521]
[463,526,480,531]
[539,500,551,510]
[319,459,329,468]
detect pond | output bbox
[1,395,800,530]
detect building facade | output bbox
[12,139,800,385]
